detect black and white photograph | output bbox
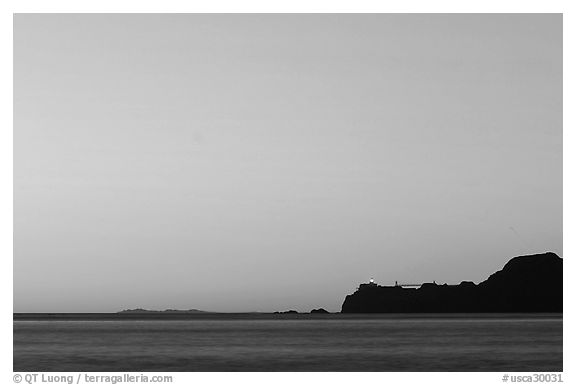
[12,12,564,375]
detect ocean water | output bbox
[13,315,562,372]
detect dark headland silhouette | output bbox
[12,252,562,321]
[342,252,562,313]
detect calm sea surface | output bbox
[13,315,562,371]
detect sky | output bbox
[14,14,562,313]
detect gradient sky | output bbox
[14,14,562,312]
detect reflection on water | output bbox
[13,317,562,371]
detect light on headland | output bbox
[369,278,374,284]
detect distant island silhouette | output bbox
[118,308,208,314]
[272,309,330,314]
[341,252,562,313]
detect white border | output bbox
[3,1,572,383]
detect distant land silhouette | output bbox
[273,310,299,314]
[118,308,207,314]
[272,309,330,314]
[12,252,562,320]
[342,252,562,313]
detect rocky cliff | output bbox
[341,252,562,313]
